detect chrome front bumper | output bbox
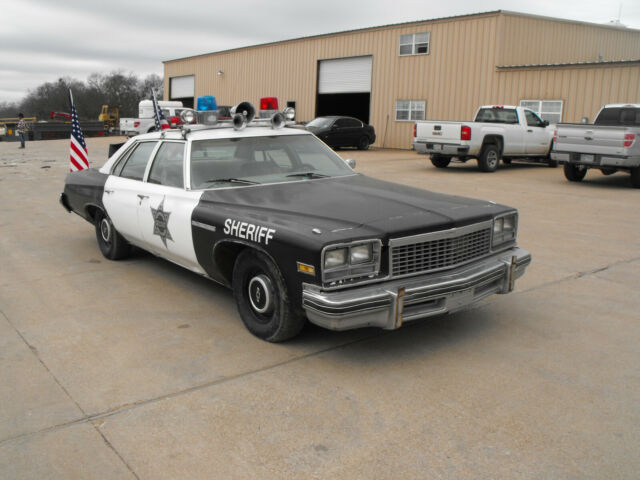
[302,247,531,331]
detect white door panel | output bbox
[103,176,146,248]
[525,128,551,155]
[137,183,204,274]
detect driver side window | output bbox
[525,110,545,127]
[115,142,158,180]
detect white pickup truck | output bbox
[119,100,185,136]
[551,104,640,188]
[413,105,556,172]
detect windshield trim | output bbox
[187,172,360,192]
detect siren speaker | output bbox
[232,113,247,130]
[231,101,255,123]
[270,112,285,129]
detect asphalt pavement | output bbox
[1,137,638,479]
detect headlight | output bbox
[324,248,348,268]
[350,244,372,264]
[492,212,518,247]
[322,240,381,284]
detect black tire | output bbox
[232,249,305,342]
[357,136,370,150]
[631,167,640,188]
[563,163,587,182]
[478,145,500,172]
[430,155,451,168]
[95,210,131,260]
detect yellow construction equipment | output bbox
[99,105,119,131]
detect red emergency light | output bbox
[260,97,279,111]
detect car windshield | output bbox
[306,118,333,128]
[190,134,354,189]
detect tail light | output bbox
[624,133,635,148]
[260,97,279,111]
[134,121,140,128]
[553,129,558,142]
[461,125,471,141]
[413,123,417,138]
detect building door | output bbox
[169,75,195,109]
[316,56,372,124]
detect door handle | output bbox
[104,189,113,194]
[527,129,533,133]
[137,194,149,201]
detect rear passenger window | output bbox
[148,142,185,188]
[116,142,158,180]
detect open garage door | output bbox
[316,56,372,124]
[169,75,194,109]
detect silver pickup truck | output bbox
[551,104,640,188]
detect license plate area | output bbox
[431,144,442,151]
[581,154,595,163]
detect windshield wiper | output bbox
[286,172,328,179]
[205,177,260,185]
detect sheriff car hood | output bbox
[198,174,509,242]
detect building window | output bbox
[520,100,563,124]
[396,100,426,121]
[399,33,430,56]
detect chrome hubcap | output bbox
[248,274,273,314]
[100,218,111,243]
[487,151,498,167]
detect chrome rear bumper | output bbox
[302,247,531,331]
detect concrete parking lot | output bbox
[1,136,639,479]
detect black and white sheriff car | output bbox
[60,101,531,342]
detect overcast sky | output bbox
[1,0,638,103]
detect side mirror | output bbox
[345,158,356,169]
[543,120,549,127]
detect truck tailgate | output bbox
[416,121,463,144]
[555,124,633,156]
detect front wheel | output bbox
[232,249,305,342]
[430,155,451,168]
[563,163,587,182]
[478,145,500,172]
[357,136,370,150]
[95,211,131,260]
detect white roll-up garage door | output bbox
[170,75,194,99]
[318,56,372,94]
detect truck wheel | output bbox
[631,168,640,188]
[563,163,587,182]
[357,136,370,150]
[430,155,451,168]
[232,249,305,342]
[95,210,131,260]
[478,145,500,172]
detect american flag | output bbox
[69,89,88,172]
[152,88,166,131]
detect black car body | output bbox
[60,123,530,342]
[306,116,376,150]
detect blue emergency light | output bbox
[197,96,218,111]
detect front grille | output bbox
[390,225,492,278]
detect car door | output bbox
[524,110,551,155]
[135,141,206,274]
[327,118,348,147]
[342,117,363,147]
[103,141,160,248]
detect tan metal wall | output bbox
[164,11,640,149]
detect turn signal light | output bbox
[461,125,471,141]
[413,123,417,138]
[134,121,140,128]
[624,133,635,148]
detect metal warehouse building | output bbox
[163,10,640,149]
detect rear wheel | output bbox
[95,210,131,260]
[563,163,587,182]
[430,155,451,168]
[630,167,640,188]
[357,136,370,150]
[232,249,305,342]
[478,145,500,172]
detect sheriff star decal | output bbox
[151,197,173,247]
